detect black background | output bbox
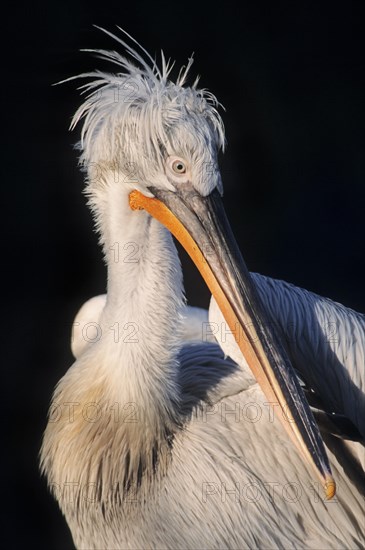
[4,2,365,548]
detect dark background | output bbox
[4,1,364,548]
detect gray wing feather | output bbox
[177,342,254,415]
[251,273,365,439]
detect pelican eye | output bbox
[172,160,186,174]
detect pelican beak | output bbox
[129,184,335,499]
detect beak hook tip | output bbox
[324,474,336,500]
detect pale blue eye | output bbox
[172,160,186,174]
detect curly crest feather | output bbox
[67,27,225,190]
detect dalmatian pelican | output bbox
[41,28,364,549]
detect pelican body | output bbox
[41,29,365,549]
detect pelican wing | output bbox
[249,273,365,440]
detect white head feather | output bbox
[69,28,225,204]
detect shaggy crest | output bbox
[68,27,225,189]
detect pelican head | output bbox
[72,31,223,230]
[65,28,334,497]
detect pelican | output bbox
[41,29,365,549]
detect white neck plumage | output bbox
[97,176,184,408]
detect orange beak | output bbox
[130,185,335,499]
